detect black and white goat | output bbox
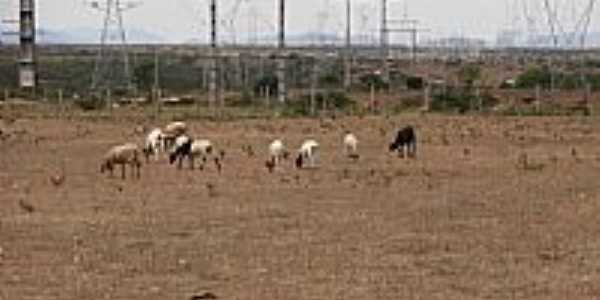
[389,126,417,158]
[169,135,222,171]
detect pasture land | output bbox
[1,115,599,299]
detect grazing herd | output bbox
[101,121,418,180]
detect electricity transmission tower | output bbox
[380,0,389,84]
[89,0,140,91]
[223,0,248,45]
[277,0,286,103]
[344,0,352,89]
[543,0,597,48]
[542,0,597,93]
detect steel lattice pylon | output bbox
[90,0,137,91]
[542,0,597,48]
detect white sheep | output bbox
[265,139,290,172]
[143,128,163,162]
[295,139,320,169]
[162,121,188,150]
[100,143,142,179]
[343,132,359,158]
[190,139,216,170]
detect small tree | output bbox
[359,73,388,90]
[253,74,278,96]
[515,66,552,89]
[458,64,481,87]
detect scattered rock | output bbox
[348,153,360,161]
[189,292,218,300]
[538,250,560,262]
[50,173,65,187]
[463,148,471,157]
[241,145,254,157]
[177,258,190,270]
[134,125,146,135]
[441,134,450,146]
[207,183,218,198]
[340,168,350,180]
[18,199,34,214]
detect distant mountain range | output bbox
[38,27,167,44]
[4,26,600,48]
[1,26,167,44]
[2,27,343,45]
[496,30,600,48]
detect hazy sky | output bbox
[2,0,600,44]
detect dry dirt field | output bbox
[1,115,600,300]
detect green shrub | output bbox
[227,89,255,107]
[281,90,355,117]
[515,66,552,89]
[359,73,388,91]
[458,64,481,87]
[431,87,498,113]
[319,71,341,87]
[74,94,105,111]
[253,74,278,96]
[406,76,425,90]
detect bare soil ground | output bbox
[1,115,600,300]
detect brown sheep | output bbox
[100,143,142,179]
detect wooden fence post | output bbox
[585,83,592,116]
[370,83,375,113]
[535,85,541,114]
[265,86,271,108]
[58,89,64,118]
[423,84,431,112]
[106,88,112,116]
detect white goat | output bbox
[343,132,358,157]
[143,128,163,162]
[296,139,320,169]
[266,139,290,172]
[100,143,142,179]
